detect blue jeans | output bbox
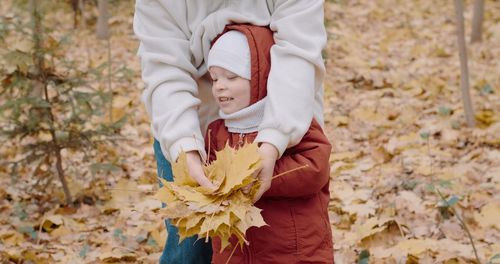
[154,140,212,264]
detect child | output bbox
[205,24,334,264]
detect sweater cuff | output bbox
[255,128,290,158]
[168,137,207,162]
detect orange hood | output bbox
[212,24,274,105]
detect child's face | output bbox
[209,66,251,115]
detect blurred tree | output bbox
[0,1,125,205]
[453,0,475,127]
[471,0,484,43]
[71,0,81,28]
[96,0,113,122]
[96,0,109,39]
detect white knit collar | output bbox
[218,97,266,133]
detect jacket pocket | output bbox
[293,197,332,258]
[290,207,299,255]
[250,204,297,257]
[317,195,333,247]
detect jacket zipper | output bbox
[246,239,252,264]
[238,133,245,147]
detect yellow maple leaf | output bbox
[154,143,267,251]
[228,191,252,222]
[161,201,192,219]
[167,183,216,207]
[184,214,205,230]
[214,142,261,195]
[474,202,500,229]
[153,178,176,204]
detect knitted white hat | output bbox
[207,30,251,80]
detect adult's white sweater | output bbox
[134,0,327,162]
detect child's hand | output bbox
[252,143,278,203]
[185,151,217,191]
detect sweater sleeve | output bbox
[134,0,205,162]
[263,120,331,198]
[255,0,327,158]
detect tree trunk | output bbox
[96,0,109,39]
[107,37,113,122]
[31,0,73,205]
[54,146,72,205]
[71,0,81,29]
[454,0,476,127]
[471,0,485,43]
[96,0,113,121]
[30,0,44,97]
[76,0,93,68]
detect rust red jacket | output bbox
[205,24,334,264]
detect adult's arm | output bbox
[134,0,205,162]
[255,0,327,157]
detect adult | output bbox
[133,1,327,263]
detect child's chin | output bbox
[218,105,233,114]
[220,105,244,115]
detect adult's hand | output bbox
[252,143,279,203]
[185,151,217,191]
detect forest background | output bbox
[0,0,499,263]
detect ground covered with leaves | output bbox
[0,0,499,263]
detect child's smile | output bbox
[218,96,234,102]
[209,66,251,115]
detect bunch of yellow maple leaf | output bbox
[154,143,267,251]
